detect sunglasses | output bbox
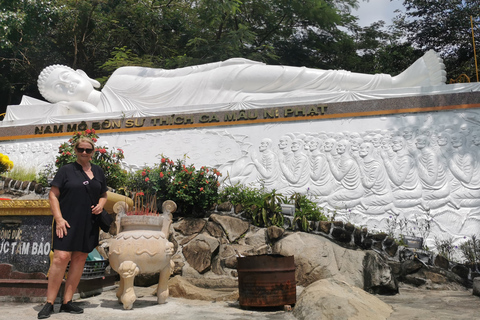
[76,147,94,154]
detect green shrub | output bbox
[288,192,328,231]
[126,155,221,216]
[4,165,36,182]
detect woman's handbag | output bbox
[96,209,114,232]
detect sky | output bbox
[353,0,406,27]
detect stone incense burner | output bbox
[108,200,176,309]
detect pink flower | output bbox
[66,152,71,156]
[145,177,150,182]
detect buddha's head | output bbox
[37,65,100,103]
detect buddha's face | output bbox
[324,140,335,152]
[415,136,427,150]
[278,138,289,150]
[46,68,93,102]
[392,137,404,152]
[336,142,346,155]
[259,140,270,152]
[451,133,464,148]
[308,140,318,152]
[291,141,301,152]
[359,143,370,158]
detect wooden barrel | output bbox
[237,254,296,307]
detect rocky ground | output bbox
[1,282,479,320]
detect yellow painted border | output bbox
[0,200,51,216]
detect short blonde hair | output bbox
[74,137,95,149]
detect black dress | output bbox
[51,162,107,253]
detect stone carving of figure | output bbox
[353,142,393,214]
[279,139,310,192]
[400,126,418,156]
[325,139,363,208]
[251,138,279,188]
[35,51,446,114]
[449,132,480,208]
[415,135,457,210]
[308,138,336,198]
[381,136,423,209]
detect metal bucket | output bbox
[237,254,296,307]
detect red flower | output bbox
[215,171,221,176]
[66,151,71,156]
[199,187,204,192]
[85,129,91,134]
[91,129,96,134]
[137,191,144,196]
[200,172,204,175]
[141,171,146,176]
[160,172,164,178]
[206,180,209,184]
[145,177,150,182]
[161,158,166,163]
[92,138,97,142]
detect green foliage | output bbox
[126,155,221,216]
[218,182,264,207]
[395,0,480,81]
[55,130,128,191]
[460,235,480,265]
[249,189,284,228]
[0,153,14,175]
[288,192,328,231]
[4,165,36,182]
[434,236,456,262]
[37,163,56,187]
[218,183,284,227]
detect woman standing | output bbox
[38,137,107,319]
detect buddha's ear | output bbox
[76,69,101,88]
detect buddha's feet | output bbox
[392,50,447,88]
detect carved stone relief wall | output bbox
[3,108,480,250]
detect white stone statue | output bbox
[35,50,446,114]
[251,138,279,187]
[353,142,393,214]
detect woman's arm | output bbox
[49,186,70,238]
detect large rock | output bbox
[272,232,365,288]
[182,233,220,273]
[363,251,398,294]
[473,277,480,297]
[209,214,250,242]
[168,276,238,301]
[173,218,206,235]
[293,278,393,320]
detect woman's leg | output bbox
[46,250,72,303]
[62,251,88,303]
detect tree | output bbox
[395,0,480,81]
